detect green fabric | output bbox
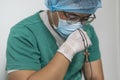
[6,11,101,80]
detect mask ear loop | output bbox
[77,29,93,80]
[56,12,68,23]
[56,12,60,19]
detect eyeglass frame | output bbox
[63,12,96,25]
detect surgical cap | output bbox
[45,0,102,14]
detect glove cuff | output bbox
[57,42,75,62]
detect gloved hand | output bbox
[57,29,92,61]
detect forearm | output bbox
[28,52,70,80]
[83,60,104,80]
[83,62,92,80]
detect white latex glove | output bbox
[57,29,92,61]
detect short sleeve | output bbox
[88,27,101,62]
[6,26,41,71]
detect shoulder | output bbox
[83,24,97,39]
[10,11,43,34]
[8,12,41,44]
[83,24,95,33]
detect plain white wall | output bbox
[0,0,119,80]
[116,0,120,79]
[92,0,120,79]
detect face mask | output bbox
[50,12,83,38]
[56,19,83,38]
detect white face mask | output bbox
[56,12,83,38]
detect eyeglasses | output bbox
[63,12,96,25]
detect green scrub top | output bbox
[6,11,101,80]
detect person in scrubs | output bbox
[6,0,104,80]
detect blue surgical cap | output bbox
[45,0,102,14]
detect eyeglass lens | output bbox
[63,12,96,25]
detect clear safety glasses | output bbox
[63,12,96,25]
